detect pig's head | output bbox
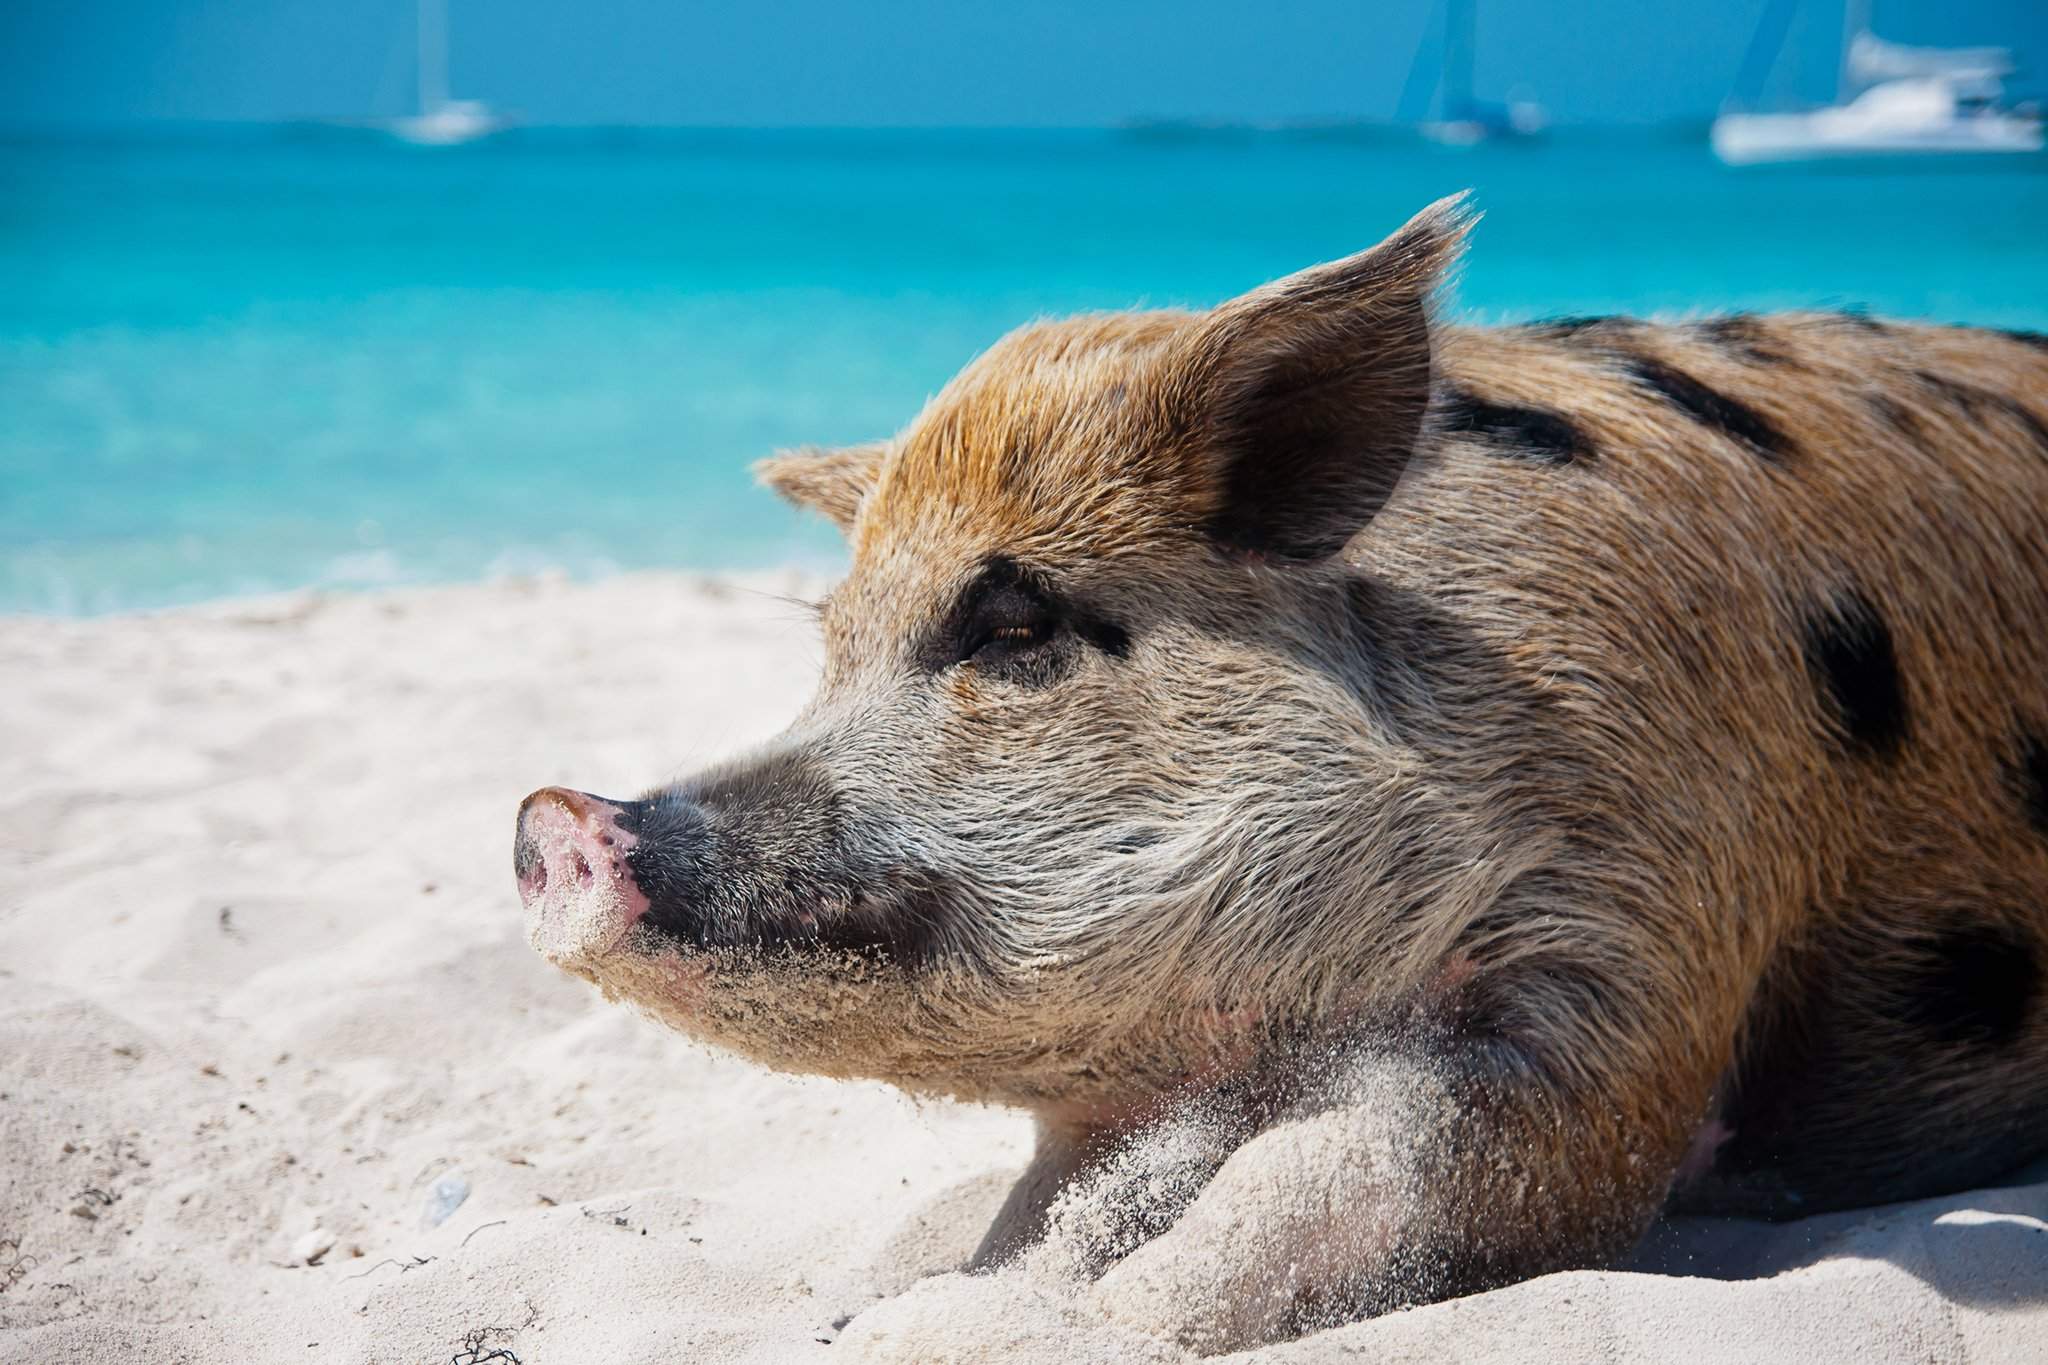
[516,196,1538,1119]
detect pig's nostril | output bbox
[515,788,652,946]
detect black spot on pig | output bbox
[1522,315,1626,338]
[1916,369,1984,413]
[1868,395,1922,441]
[1626,356,1792,462]
[1833,310,1889,333]
[1915,371,2048,457]
[1999,401,2048,458]
[1802,591,1908,760]
[1900,927,2040,1047]
[1698,315,1789,366]
[1438,388,1592,465]
[2017,732,2048,835]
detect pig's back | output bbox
[1372,315,2048,1214]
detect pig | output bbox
[513,193,2048,1351]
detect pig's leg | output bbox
[970,1122,1101,1270]
[973,1100,1250,1274]
[1088,1040,1696,1352]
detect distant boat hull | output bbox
[1714,75,2042,165]
[386,101,505,147]
[1714,110,2043,163]
[1420,99,1549,147]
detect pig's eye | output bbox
[926,555,1127,685]
[959,600,1057,664]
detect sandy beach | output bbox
[3,571,2044,1364]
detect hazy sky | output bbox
[6,1,2045,127]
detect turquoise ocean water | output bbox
[4,126,2045,613]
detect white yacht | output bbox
[1713,5,2041,165]
[1403,0,1549,146]
[386,0,506,147]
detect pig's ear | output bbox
[754,442,887,535]
[1174,193,1473,560]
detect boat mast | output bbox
[1838,0,1872,101]
[1442,0,1476,122]
[417,0,448,115]
[1727,0,1799,111]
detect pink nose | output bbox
[515,787,651,962]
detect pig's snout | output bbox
[516,787,652,965]
[518,758,880,962]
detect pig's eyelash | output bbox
[958,601,1057,662]
[921,554,1128,673]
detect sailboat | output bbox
[386,0,504,146]
[1400,0,1548,146]
[1712,0,2041,165]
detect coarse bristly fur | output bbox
[518,192,2048,1352]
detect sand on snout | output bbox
[2,571,2044,1364]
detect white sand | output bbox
[2,572,2043,1363]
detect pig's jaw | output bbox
[564,932,715,1020]
[543,929,1282,1113]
